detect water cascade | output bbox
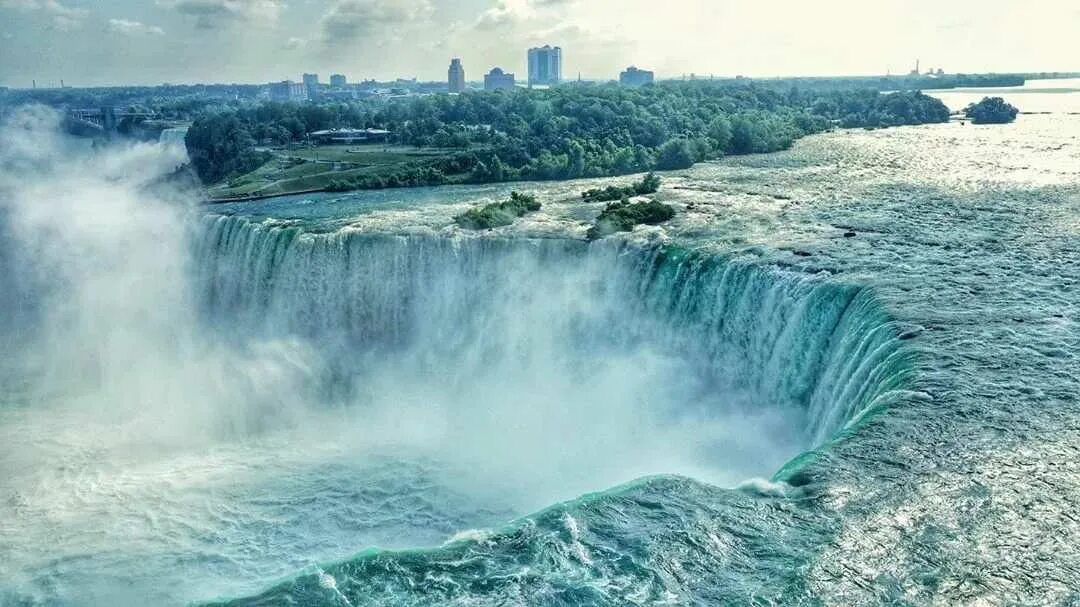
[198,214,915,472]
[191,213,917,606]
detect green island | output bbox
[582,173,676,239]
[964,96,1020,124]
[586,198,677,240]
[185,82,953,200]
[582,172,662,202]
[454,191,542,230]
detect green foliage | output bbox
[184,83,952,187]
[454,191,542,230]
[582,172,662,202]
[834,90,951,129]
[964,97,1019,124]
[655,139,698,170]
[586,198,676,240]
[322,166,449,192]
[184,112,272,183]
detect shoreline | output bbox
[203,188,328,204]
[197,121,950,206]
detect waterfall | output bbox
[158,127,188,145]
[194,214,915,446]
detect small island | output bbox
[964,97,1020,124]
[454,191,541,230]
[586,198,676,240]
[582,173,662,202]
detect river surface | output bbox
[0,81,1078,606]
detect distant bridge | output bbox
[67,107,160,135]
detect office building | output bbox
[330,73,347,88]
[309,128,392,144]
[484,67,515,91]
[528,45,562,87]
[619,66,654,87]
[302,73,319,99]
[268,80,307,101]
[448,58,466,93]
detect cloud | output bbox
[0,0,86,30]
[156,0,284,28]
[108,18,165,36]
[284,36,307,50]
[321,0,433,43]
[475,4,516,30]
[474,0,576,29]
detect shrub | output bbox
[581,172,662,202]
[586,198,676,240]
[454,191,542,230]
[325,179,356,192]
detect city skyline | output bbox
[1,0,1079,88]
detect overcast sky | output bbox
[1,0,1078,87]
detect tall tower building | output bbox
[448,58,466,93]
[302,73,319,99]
[330,73,347,88]
[527,45,562,87]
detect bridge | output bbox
[66,107,160,136]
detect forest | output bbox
[184,81,953,188]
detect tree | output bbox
[707,115,732,153]
[655,139,696,170]
[964,97,1019,125]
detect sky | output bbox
[1,0,1078,87]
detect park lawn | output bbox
[285,144,459,164]
[206,144,463,199]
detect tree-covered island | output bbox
[184,82,953,200]
[964,97,1020,124]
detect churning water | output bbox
[1,81,1078,606]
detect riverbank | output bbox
[202,143,467,201]
[199,123,948,206]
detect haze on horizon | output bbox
[1,0,1078,87]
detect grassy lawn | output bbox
[285,144,457,164]
[206,143,465,199]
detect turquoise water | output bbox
[1,83,1078,605]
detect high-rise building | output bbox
[302,73,319,99]
[527,45,562,87]
[269,80,307,101]
[330,73,347,88]
[448,58,466,93]
[619,66,654,87]
[484,67,516,91]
